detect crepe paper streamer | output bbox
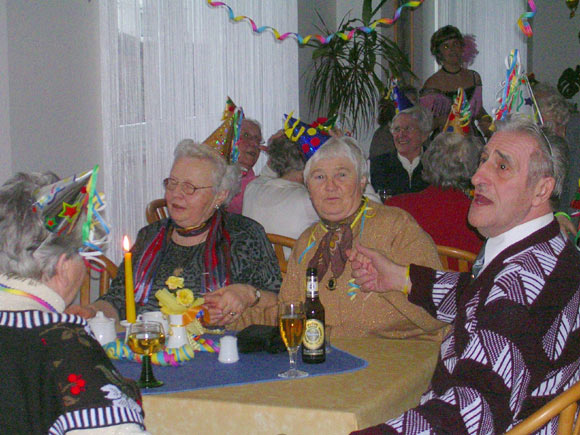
[104,336,218,366]
[347,279,359,301]
[443,88,472,135]
[517,0,536,37]
[206,0,425,45]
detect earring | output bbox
[215,204,220,209]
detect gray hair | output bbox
[533,82,571,131]
[0,172,84,280]
[242,118,263,143]
[495,115,568,209]
[267,135,306,176]
[304,136,368,183]
[391,105,433,135]
[175,139,241,205]
[422,133,483,190]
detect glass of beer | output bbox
[127,321,166,388]
[278,301,308,379]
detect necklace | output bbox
[442,65,462,75]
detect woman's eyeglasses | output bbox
[163,178,213,195]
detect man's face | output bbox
[468,131,544,238]
[391,114,428,161]
[237,120,262,170]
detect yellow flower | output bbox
[176,288,194,307]
[165,276,184,290]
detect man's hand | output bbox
[556,213,577,237]
[348,242,408,293]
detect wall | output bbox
[531,0,580,108]
[6,0,102,180]
[0,0,12,182]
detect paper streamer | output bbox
[518,0,536,37]
[206,0,425,45]
[104,337,219,367]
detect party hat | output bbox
[386,79,414,114]
[492,49,541,123]
[443,88,472,135]
[204,97,244,163]
[31,165,109,255]
[283,112,336,160]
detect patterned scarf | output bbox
[133,209,231,304]
[307,199,366,287]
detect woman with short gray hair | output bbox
[387,132,484,254]
[0,171,147,433]
[69,140,281,327]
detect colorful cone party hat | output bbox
[283,112,336,160]
[492,49,541,123]
[32,165,109,255]
[443,88,472,135]
[386,79,414,114]
[204,97,244,163]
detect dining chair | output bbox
[80,255,118,306]
[505,379,580,435]
[146,198,168,224]
[436,245,477,273]
[266,233,296,276]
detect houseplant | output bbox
[306,0,416,136]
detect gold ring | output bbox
[229,311,236,317]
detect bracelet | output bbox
[248,288,261,307]
[555,211,572,221]
[402,265,411,296]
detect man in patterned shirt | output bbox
[350,115,580,434]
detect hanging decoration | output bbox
[517,0,537,37]
[206,0,425,45]
[208,0,539,43]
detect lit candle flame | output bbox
[123,235,130,252]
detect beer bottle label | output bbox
[307,280,317,297]
[303,318,324,350]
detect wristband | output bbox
[402,266,411,296]
[249,288,261,307]
[555,211,572,221]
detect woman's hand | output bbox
[203,284,257,326]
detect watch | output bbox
[249,288,261,307]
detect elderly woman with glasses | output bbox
[247,136,447,340]
[70,140,281,326]
[370,105,433,197]
[0,172,146,433]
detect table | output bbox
[141,337,440,434]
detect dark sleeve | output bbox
[228,214,282,293]
[44,323,145,431]
[370,153,389,192]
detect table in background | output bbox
[142,337,439,435]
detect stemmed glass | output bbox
[127,321,166,388]
[278,301,308,379]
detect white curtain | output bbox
[418,0,528,116]
[99,0,298,263]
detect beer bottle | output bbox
[302,267,325,363]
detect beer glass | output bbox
[127,321,165,388]
[278,301,308,379]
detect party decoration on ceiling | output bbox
[206,0,425,45]
[386,79,414,114]
[492,49,541,123]
[518,0,537,37]
[31,166,109,257]
[567,0,579,18]
[283,112,336,160]
[443,88,471,135]
[203,97,243,163]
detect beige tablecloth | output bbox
[143,337,439,435]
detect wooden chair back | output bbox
[266,233,296,276]
[505,379,580,435]
[436,245,477,273]
[146,198,168,224]
[80,255,118,306]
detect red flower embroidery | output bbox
[41,338,47,346]
[67,374,86,395]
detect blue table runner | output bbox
[113,341,367,396]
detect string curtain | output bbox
[99,0,298,262]
[418,0,528,118]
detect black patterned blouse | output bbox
[99,212,282,318]
[0,311,144,434]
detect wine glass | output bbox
[278,301,308,379]
[127,321,165,388]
